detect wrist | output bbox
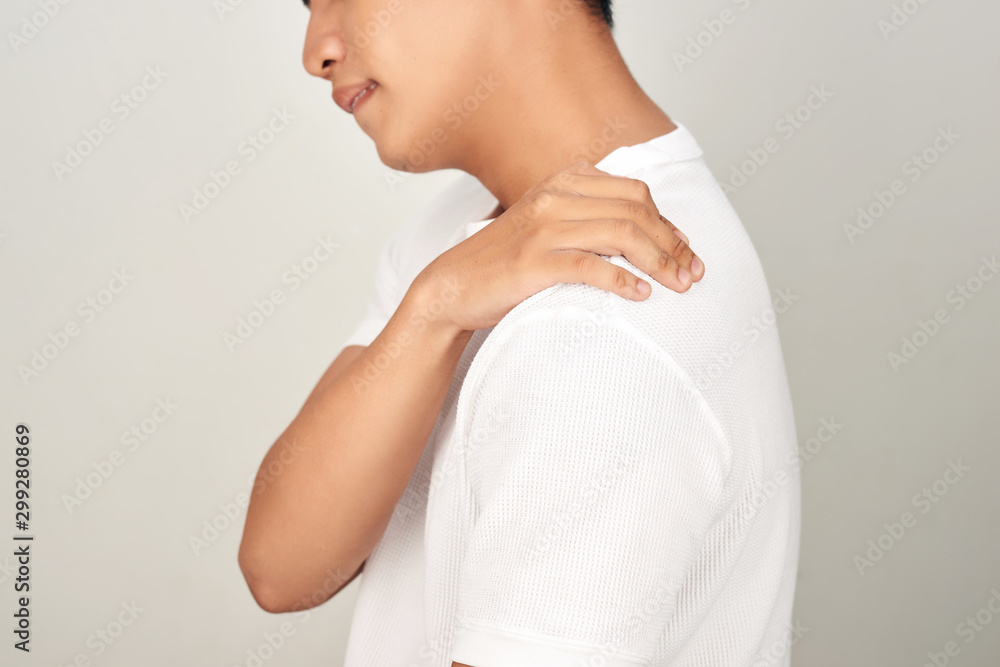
[399,273,471,346]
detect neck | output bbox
[453,15,676,212]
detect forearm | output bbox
[239,279,473,612]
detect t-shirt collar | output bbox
[463,123,701,241]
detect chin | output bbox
[371,137,414,172]
[374,126,449,174]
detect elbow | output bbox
[238,540,296,614]
[245,579,293,615]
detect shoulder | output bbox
[457,289,733,497]
[455,146,782,477]
[475,150,776,384]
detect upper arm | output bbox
[449,306,729,665]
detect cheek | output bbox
[362,87,432,169]
[399,113,448,170]
[369,1,481,98]
[358,1,489,165]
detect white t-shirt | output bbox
[338,124,801,667]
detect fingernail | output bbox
[636,279,650,296]
[678,267,691,285]
[691,257,703,278]
[674,228,689,245]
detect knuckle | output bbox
[553,169,575,187]
[612,217,636,241]
[628,178,651,201]
[667,230,685,254]
[550,190,572,208]
[623,199,647,222]
[571,252,592,275]
[613,269,631,292]
[527,189,555,218]
[655,250,673,273]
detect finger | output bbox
[547,218,694,293]
[547,194,700,286]
[656,214,702,280]
[665,218,689,246]
[543,174,702,280]
[549,249,654,301]
[547,169,642,199]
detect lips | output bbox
[333,80,378,114]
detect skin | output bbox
[302,0,686,214]
[238,2,706,665]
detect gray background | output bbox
[1,0,997,665]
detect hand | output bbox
[411,160,705,334]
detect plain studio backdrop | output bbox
[1,0,997,665]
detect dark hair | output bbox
[582,0,613,28]
[300,0,613,28]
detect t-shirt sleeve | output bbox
[450,306,731,666]
[336,228,403,354]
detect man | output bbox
[238,1,800,666]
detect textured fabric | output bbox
[339,124,800,667]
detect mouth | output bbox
[351,82,377,113]
[333,81,379,115]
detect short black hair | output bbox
[582,0,614,28]
[299,0,613,29]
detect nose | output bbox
[302,6,349,80]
